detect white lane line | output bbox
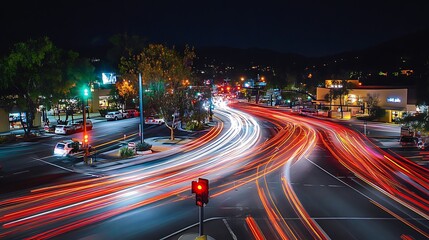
[13,170,30,175]
[32,157,98,177]
[32,157,75,173]
[223,218,238,240]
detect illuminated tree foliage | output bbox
[0,37,93,136]
[119,44,195,140]
[116,79,137,109]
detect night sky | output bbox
[2,0,428,57]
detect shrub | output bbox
[0,135,16,144]
[136,142,152,151]
[356,115,377,121]
[119,147,135,158]
[99,109,108,117]
[185,120,205,131]
[0,136,8,144]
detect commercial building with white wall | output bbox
[315,80,416,122]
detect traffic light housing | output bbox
[84,134,89,144]
[83,86,89,97]
[192,178,209,207]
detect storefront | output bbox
[315,80,413,122]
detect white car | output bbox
[54,140,82,156]
[105,111,125,121]
[55,124,75,135]
[145,116,165,125]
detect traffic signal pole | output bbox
[138,73,144,144]
[199,205,204,236]
[83,98,88,163]
[191,178,209,238]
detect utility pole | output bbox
[83,87,89,163]
[138,73,144,144]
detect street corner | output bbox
[168,217,236,240]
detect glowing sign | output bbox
[102,73,117,84]
[387,97,401,103]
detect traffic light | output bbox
[82,86,89,98]
[192,178,209,207]
[84,134,89,144]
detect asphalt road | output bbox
[0,117,186,194]
[0,103,428,239]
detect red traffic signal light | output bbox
[191,178,209,207]
[84,134,89,144]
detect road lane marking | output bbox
[223,218,238,240]
[12,170,29,175]
[304,156,428,221]
[32,157,75,172]
[32,157,99,177]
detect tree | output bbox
[0,37,95,136]
[119,44,195,140]
[330,80,355,119]
[0,37,89,136]
[366,93,380,117]
[116,79,137,109]
[106,33,148,70]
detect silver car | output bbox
[105,111,124,121]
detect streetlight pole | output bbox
[83,93,88,163]
[87,98,90,119]
[138,73,144,144]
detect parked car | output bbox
[54,139,82,156]
[73,120,93,131]
[399,136,418,148]
[55,124,76,135]
[145,116,165,125]
[124,109,139,118]
[105,111,125,121]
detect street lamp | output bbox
[138,73,144,144]
[82,86,89,163]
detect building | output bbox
[315,80,416,122]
